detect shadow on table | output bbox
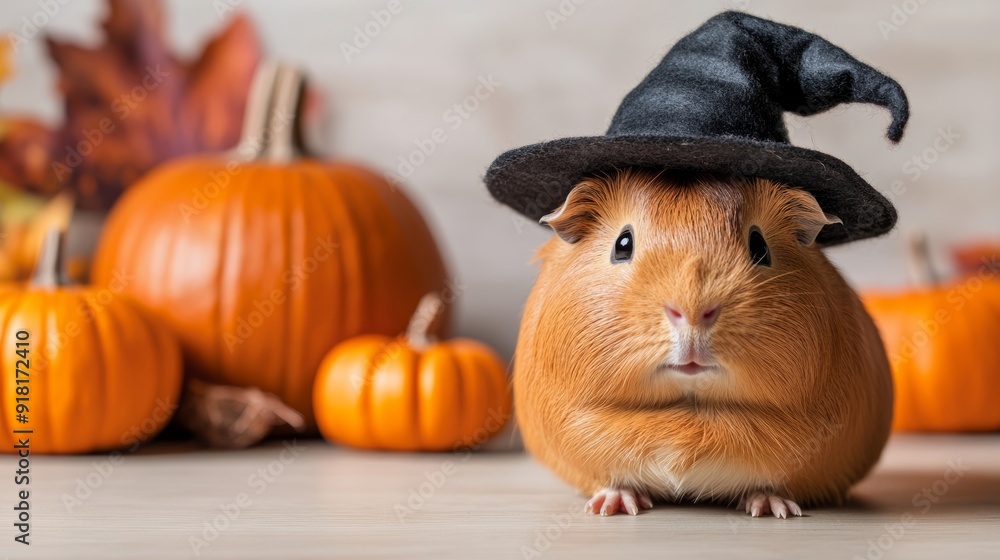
[846,468,1000,511]
[121,436,527,457]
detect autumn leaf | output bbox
[0,0,264,211]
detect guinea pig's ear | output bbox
[539,182,602,244]
[789,190,842,246]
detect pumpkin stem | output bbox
[233,60,308,163]
[406,293,445,349]
[905,232,940,285]
[30,228,71,288]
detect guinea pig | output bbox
[514,169,893,518]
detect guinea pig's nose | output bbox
[665,304,721,328]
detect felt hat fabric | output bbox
[485,11,909,246]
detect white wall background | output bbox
[2,0,997,358]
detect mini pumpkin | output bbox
[314,293,511,451]
[1,230,182,453]
[862,235,1000,432]
[91,62,448,424]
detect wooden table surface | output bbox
[3,434,999,559]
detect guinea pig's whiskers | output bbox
[746,269,799,289]
[732,290,825,306]
[734,293,824,307]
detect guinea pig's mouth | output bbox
[662,361,718,376]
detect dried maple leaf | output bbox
[0,0,264,211]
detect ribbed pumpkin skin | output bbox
[863,283,1000,432]
[0,287,182,453]
[314,335,511,451]
[91,157,448,423]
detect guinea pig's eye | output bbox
[748,226,771,267]
[611,227,634,264]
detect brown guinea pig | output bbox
[514,169,893,518]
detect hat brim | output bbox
[485,135,895,247]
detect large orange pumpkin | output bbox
[1,231,182,453]
[314,293,511,451]
[862,235,1000,432]
[91,62,448,423]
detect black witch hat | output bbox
[485,11,909,246]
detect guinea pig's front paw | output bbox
[740,492,803,518]
[584,488,654,516]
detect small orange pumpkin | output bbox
[1,231,182,453]
[91,62,448,424]
[862,235,1000,432]
[314,293,511,451]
